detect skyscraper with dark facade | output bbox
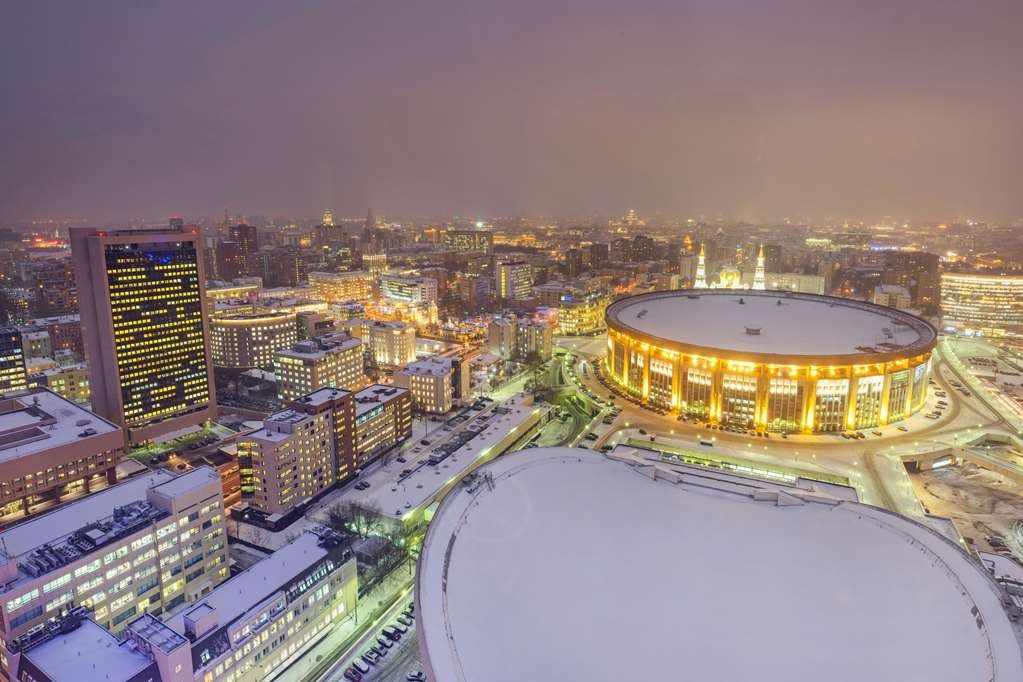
[71,225,216,445]
[0,328,27,395]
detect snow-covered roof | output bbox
[607,290,936,359]
[346,397,542,519]
[21,618,154,681]
[165,531,328,636]
[0,388,121,463]
[417,447,1023,682]
[0,470,174,562]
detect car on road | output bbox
[897,425,909,432]
[872,431,883,437]
[354,481,371,490]
[407,672,426,681]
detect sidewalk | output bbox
[276,561,415,682]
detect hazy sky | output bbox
[2,0,1021,223]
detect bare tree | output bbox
[325,499,386,539]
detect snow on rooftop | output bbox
[23,618,152,682]
[608,290,935,358]
[148,465,221,500]
[353,385,407,416]
[166,531,327,637]
[346,398,541,519]
[0,470,174,562]
[417,447,1023,682]
[0,389,120,463]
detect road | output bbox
[318,587,418,681]
[554,333,1016,517]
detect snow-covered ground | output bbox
[417,447,1023,682]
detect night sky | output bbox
[2,0,1021,223]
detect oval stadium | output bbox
[603,289,937,432]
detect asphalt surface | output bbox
[321,595,422,682]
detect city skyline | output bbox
[3,0,1023,224]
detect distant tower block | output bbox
[694,243,707,289]
[322,209,335,227]
[753,244,766,291]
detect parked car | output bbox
[407,672,426,681]
[344,669,362,681]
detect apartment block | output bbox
[237,388,355,516]
[275,333,365,404]
[0,329,27,395]
[353,385,412,464]
[393,358,455,413]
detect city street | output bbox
[554,333,1019,520]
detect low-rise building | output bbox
[0,388,121,522]
[872,284,913,310]
[0,467,229,680]
[380,273,438,305]
[15,528,357,682]
[26,364,90,404]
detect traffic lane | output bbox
[323,589,414,681]
[372,627,423,681]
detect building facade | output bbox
[394,359,454,413]
[941,272,1023,338]
[70,226,216,445]
[307,271,374,303]
[14,529,357,682]
[0,467,229,681]
[366,321,416,367]
[0,329,27,395]
[238,388,355,515]
[209,313,298,370]
[353,385,412,464]
[0,388,121,522]
[275,334,365,404]
[605,291,937,433]
[495,261,532,301]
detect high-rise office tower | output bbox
[228,223,258,276]
[71,225,216,445]
[0,328,27,394]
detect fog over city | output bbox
[2,0,1021,223]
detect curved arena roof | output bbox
[416,447,1023,682]
[605,289,937,364]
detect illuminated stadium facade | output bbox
[604,290,937,432]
